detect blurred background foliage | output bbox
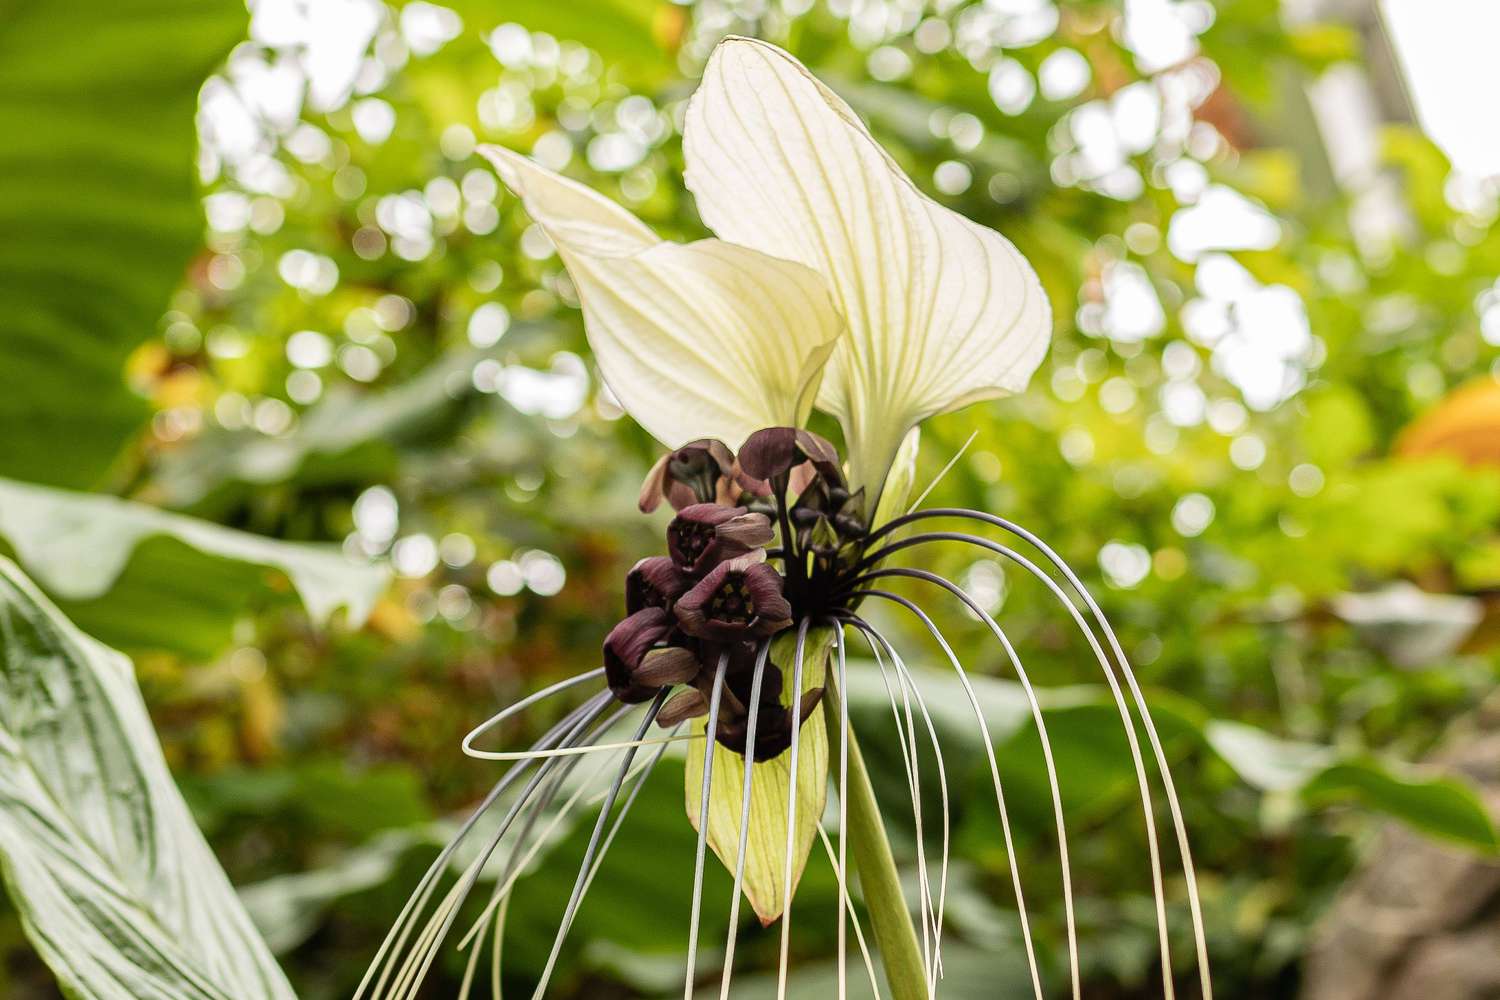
[2,0,1499,996]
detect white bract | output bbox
[482,35,1051,501]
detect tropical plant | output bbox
[2,0,1499,999]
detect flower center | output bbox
[709,575,755,623]
[671,522,712,564]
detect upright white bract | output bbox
[685,38,1051,494]
[483,36,1051,506]
[482,146,844,452]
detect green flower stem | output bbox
[826,674,926,1000]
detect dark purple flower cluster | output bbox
[604,431,865,759]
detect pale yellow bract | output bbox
[482,36,1051,500]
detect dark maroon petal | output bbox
[717,706,793,758]
[603,607,672,703]
[657,688,709,727]
[635,645,702,686]
[666,440,736,505]
[640,440,737,512]
[715,511,774,548]
[673,559,790,640]
[694,667,748,716]
[724,653,783,709]
[637,453,672,513]
[675,502,743,526]
[664,480,702,511]
[626,556,687,613]
[787,462,818,496]
[695,439,736,474]
[797,687,825,721]
[713,476,743,506]
[738,427,800,482]
[794,429,843,484]
[715,686,823,759]
[668,503,755,574]
[671,562,724,635]
[742,562,793,630]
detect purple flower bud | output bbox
[736,427,844,497]
[667,503,774,575]
[673,557,792,641]
[625,556,688,613]
[638,439,738,513]
[737,427,800,483]
[603,607,673,704]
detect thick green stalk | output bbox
[826,676,926,1000]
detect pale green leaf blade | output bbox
[686,629,831,924]
[0,556,295,999]
[0,477,390,655]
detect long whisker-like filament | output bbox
[776,620,812,1000]
[883,634,951,993]
[574,726,678,902]
[861,509,1212,998]
[532,691,670,999]
[462,668,608,758]
[840,607,1049,1000]
[362,699,595,999]
[394,702,630,1000]
[686,652,732,999]
[840,617,959,997]
[492,892,509,998]
[840,614,930,989]
[358,691,610,1000]
[830,624,852,1000]
[470,742,669,993]
[817,822,880,998]
[843,617,934,989]
[459,716,674,958]
[465,733,699,761]
[905,429,977,515]
[855,575,1079,998]
[719,643,772,1000]
[459,741,593,996]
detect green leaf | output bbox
[0,556,294,998]
[1201,720,1336,792]
[1209,721,1500,850]
[1305,760,1500,850]
[0,477,389,656]
[685,628,831,925]
[0,0,245,488]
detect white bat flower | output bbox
[482,36,1050,503]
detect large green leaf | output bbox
[0,0,245,489]
[0,478,389,656]
[0,557,294,998]
[686,629,831,925]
